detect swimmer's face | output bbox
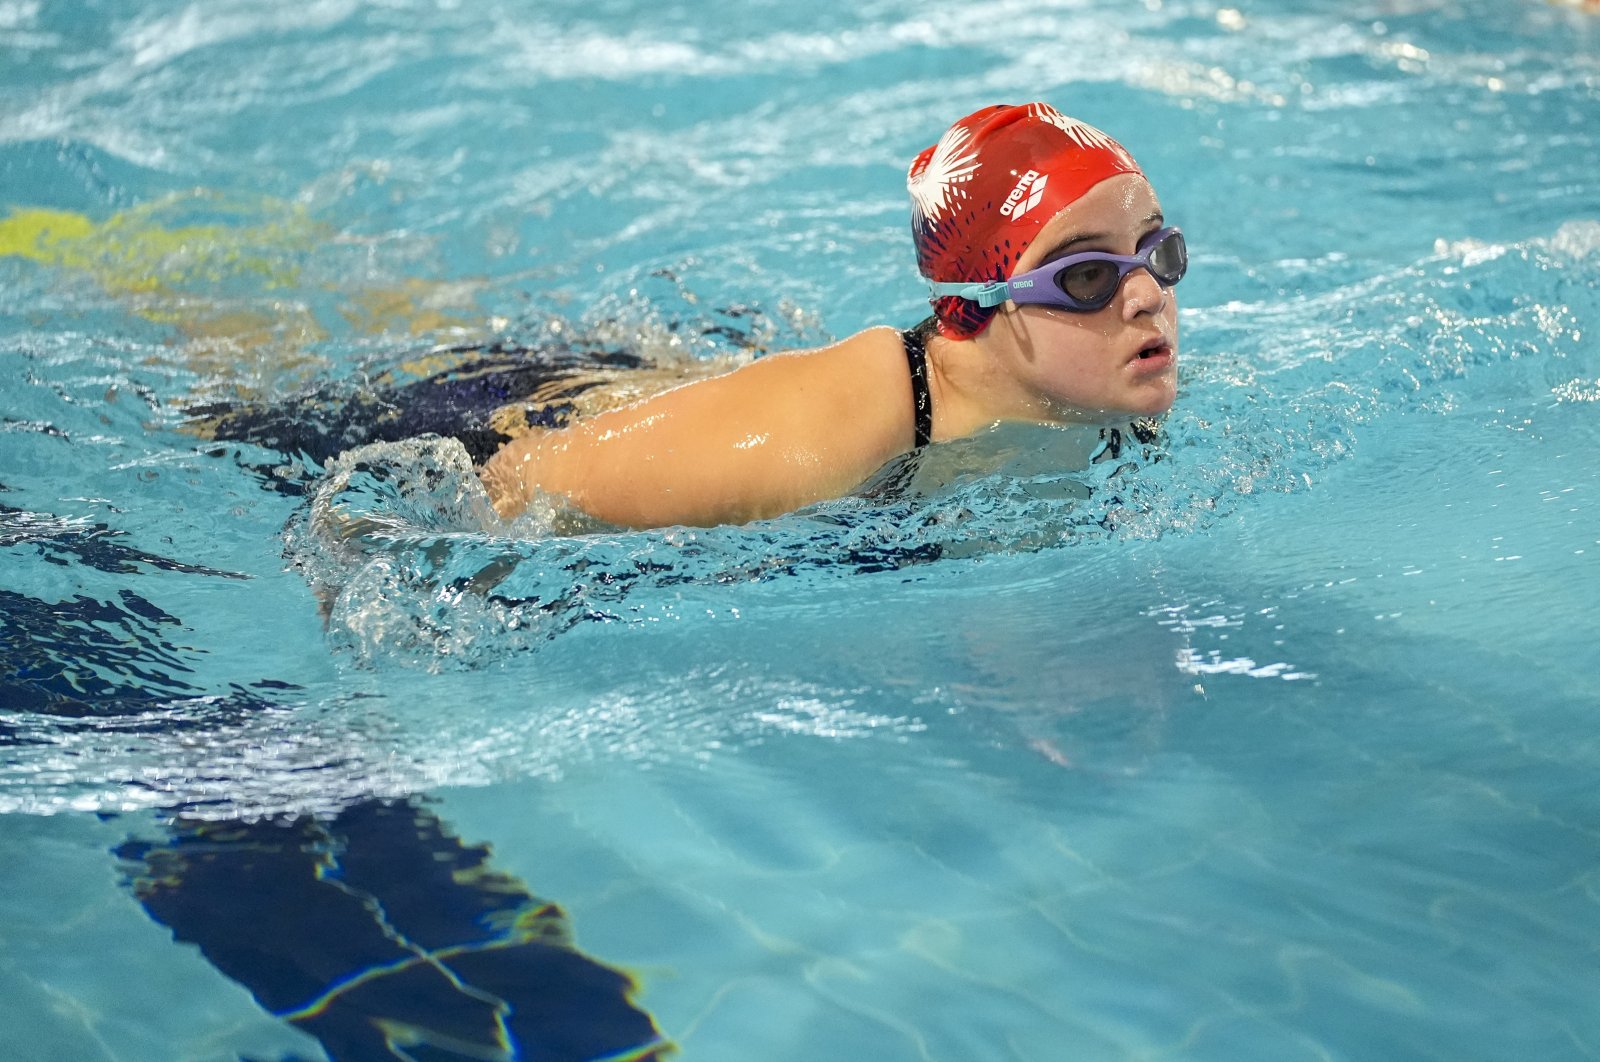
[977,173,1179,423]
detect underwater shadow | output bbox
[117,799,671,1062]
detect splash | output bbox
[278,224,1598,668]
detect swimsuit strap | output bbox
[900,318,936,449]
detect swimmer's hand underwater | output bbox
[481,103,1186,530]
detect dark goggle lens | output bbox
[1149,229,1187,284]
[1059,260,1119,306]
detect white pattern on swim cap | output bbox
[1027,102,1121,152]
[907,123,981,229]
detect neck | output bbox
[923,328,1059,440]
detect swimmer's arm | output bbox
[481,328,913,528]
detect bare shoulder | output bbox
[717,326,914,457]
[482,326,918,527]
[730,325,908,409]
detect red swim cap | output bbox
[908,103,1144,338]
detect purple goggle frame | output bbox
[927,226,1187,313]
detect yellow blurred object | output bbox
[0,195,315,296]
[0,193,483,400]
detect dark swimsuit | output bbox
[900,317,937,449]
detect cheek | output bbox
[1050,316,1124,373]
[1025,309,1116,351]
[1027,319,1120,393]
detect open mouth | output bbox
[1136,340,1170,361]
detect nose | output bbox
[1120,266,1167,319]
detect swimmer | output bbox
[480,102,1187,529]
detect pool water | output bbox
[3,0,1599,1059]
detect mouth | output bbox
[1134,337,1172,362]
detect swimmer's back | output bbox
[481,327,915,528]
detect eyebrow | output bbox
[1035,210,1165,265]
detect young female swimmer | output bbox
[479,102,1187,529]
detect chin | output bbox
[1123,386,1177,418]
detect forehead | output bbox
[1019,174,1161,267]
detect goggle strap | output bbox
[926,279,1011,308]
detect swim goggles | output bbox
[927,226,1187,313]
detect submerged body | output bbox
[482,159,1182,529]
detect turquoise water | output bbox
[3,0,1599,1059]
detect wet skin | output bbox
[933,173,1180,433]
[480,173,1179,530]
